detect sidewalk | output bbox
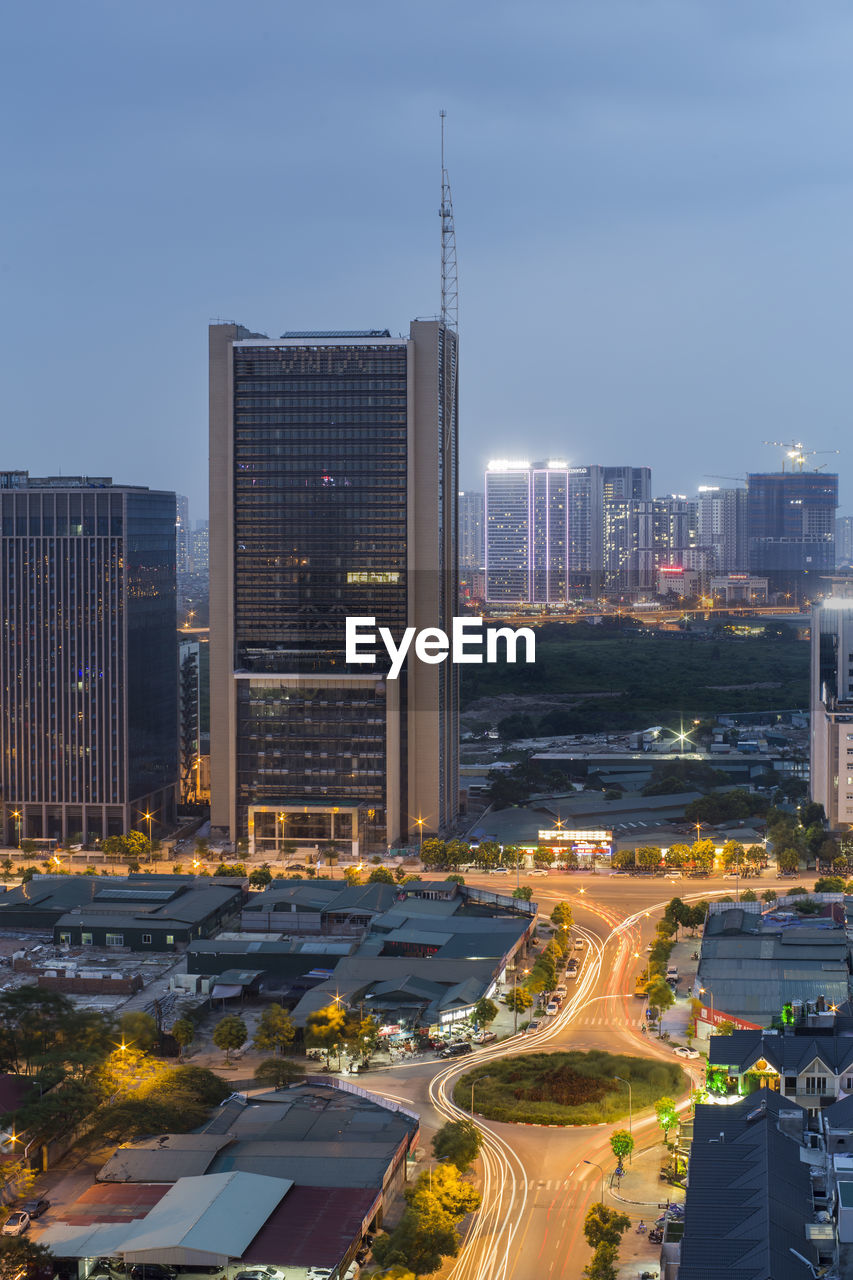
[608,1141,683,1278]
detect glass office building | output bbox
[485,461,569,604]
[210,322,459,852]
[0,474,177,844]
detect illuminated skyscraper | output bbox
[0,472,178,844]
[485,461,568,603]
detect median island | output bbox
[456,1050,686,1126]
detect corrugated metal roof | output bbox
[120,1172,291,1260]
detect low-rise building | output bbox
[694,905,850,1030]
[672,1091,833,1280]
[708,1025,853,1113]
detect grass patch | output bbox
[456,1050,686,1126]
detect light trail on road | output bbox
[368,879,725,1278]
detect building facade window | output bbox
[804,1075,828,1095]
[81,932,93,945]
[105,932,124,947]
[165,934,174,946]
[142,933,152,944]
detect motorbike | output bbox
[635,1221,647,1235]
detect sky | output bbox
[3,1,853,518]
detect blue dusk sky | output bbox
[2,1,853,518]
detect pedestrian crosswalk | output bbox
[571,1015,646,1028]
[528,1179,574,1191]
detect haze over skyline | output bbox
[3,1,853,517]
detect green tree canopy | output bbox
[305,1004,348,1064]
[170,1018,195,1059]
[252,1004,295,1056]
[472,998,498,1029]
[0,1235,55,1280]
[253,1058,306,1089]
[431,1119,482,1172]
[583,1202,631,1249]
[655,1095,678,1142]
[609,1129,634,1165]
[119,1011,158,1053]
[367,866,394,884]
[212,1015,248,1062]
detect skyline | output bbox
[4,3,853,517]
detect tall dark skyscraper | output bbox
[459,490,484,570]
[0,473,178,845]
[209,321,459,854]
[747,471,838,598]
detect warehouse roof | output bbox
[242,1184,379,1269]
[98,1135,233,1183]
[118,1172,290,1261]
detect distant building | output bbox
[710,572,768,605]
[602,465,651,503]
[747,470,838,599]
[837,515,853,567]
[0,473,178,844]
[485,460,568,603]
[192,519,210,576]
[696,485,748,573]
[176,494,192,573]
[603,496,696,594]
[459,490,484,569]
[567,465,604,597]
[657,565,699,598]
[811,582,853,828]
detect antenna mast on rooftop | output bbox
[440,110,458,332]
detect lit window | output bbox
[105,933,124,947]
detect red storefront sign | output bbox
[698,1006,761,1032]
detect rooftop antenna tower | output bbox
[440,109,458,332]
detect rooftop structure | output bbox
[676,1091,826,1280]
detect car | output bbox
[546,1001,559,1015]
[440,1042,473,1058]
[129,1268,176,1280]
[472,1029,496,1044]
[555,984,567,997]
[18,1198,49,1219]
[232,1270,280,1280]
[529,868,549,876]
[574,940,585,950]
[525,1019,541,1034]
[491,868,509,875]
[2,1213,30,1237]
[673,1046,700,1060]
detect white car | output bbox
[529,869,549,876]
[546,1001,559,1015]
[472,1029,496,1044]
[673,1046,700,1060]
[2,1212,30,1237]
[555,984,567,997]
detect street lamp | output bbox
[143,811,153,844]
[415,816,425,853]
[11,811,20,849]
[582,1158,604,1204]
[615,1076,633,1161]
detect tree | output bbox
[665,843,690,869]
[410,1163,481,1219]
[611,849,634,870]
[550,901,573,928]
[119,1011,158,1053]
[655,1095,678,1144]
[249,865,273,889]
[444,839,470,870]
[692,838,716,873]
[583,1202,631,1249]
[322,841,341,877]
[472,998,498,1029]
[367,866,394,884]
[473,840,502,870]
[305,1004,348,1065]
[420,838,448,869]
[717,1021,735,1036]
[171,1018,195,1060]
[212,1015,248,1063]
[504,987,533,1012]
[647,978,675,1032]
[582,1241,619,1280]
[609,1129,634,1167]
[372,1202,459,1276]
[347,1014,381,1064]
[343,866,363,886]
[720,840,746,873]
[253,1004,295,1056]
[778,847,800,873]
[254,1058,306,1089]
[0,1236,55,1280]
[635,845,662,872]
[512,885,533,901]
[432,1119,482,1172]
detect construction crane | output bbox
[762,440,840,471]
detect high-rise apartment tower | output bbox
[811,581,853,829]
[0,473,178,844]
[209,322,459,854]
[485,461,568,603]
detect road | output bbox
[358,870,738,1280]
